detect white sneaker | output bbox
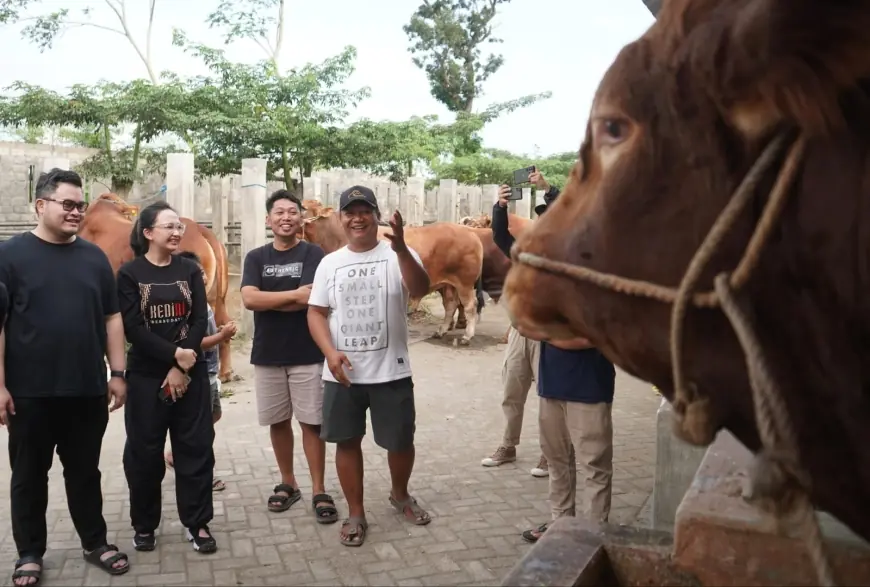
[530,454,549,478]
[481,445,517,467]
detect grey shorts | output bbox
[321,377,416,452]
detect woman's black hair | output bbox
[130,200,176,257]
[175,250,202,265]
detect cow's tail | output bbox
[475,275,486,316]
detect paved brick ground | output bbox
[0,302,660,586]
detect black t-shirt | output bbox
[117,255,208,377]
[0,232,119,398]
[241,241,325,366]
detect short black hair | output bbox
[266,189,302,213]
[35,168,83,200]
[176,251,202,265]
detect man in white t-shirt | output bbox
[307,185,432,547]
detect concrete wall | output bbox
[0,141,98,223]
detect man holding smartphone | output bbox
[481,169,560,477]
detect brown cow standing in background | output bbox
[79,194,235,382]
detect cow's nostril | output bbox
[580,252,592,260]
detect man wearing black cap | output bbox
[307,185,431,547]
[487,171,616,544]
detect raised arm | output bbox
[491,186,515,258]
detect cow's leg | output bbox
[456,286,479,346]
[434,287,460,339]
[455,304,468,330]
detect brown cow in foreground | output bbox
[504,0,870,542]
[79,194,235,381]
[300,201,485,344]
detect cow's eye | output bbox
[593,117,629,147]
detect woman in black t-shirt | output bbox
[117,201,217,555]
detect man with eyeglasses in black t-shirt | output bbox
[0,168,130,586]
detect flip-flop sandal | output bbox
[83,544,130,576]
[267,483,302,512]
[213,479,226,492]
[339,516,368,547]
[12,556,43,586]
[389,494,432,526]
[521,522,549,543]
[312,493,338,524]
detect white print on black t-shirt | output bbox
[335,259,388,352]
[263,262,303,278]
[139,281,192,341]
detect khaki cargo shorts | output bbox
[254,363,324,426]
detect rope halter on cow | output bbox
[516,131,836,587]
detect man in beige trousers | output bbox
[480,170,561,477]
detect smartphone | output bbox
[160,375,193,404]
[512,165,536,185]
[507,187,524,201]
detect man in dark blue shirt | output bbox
[488,175,616,543]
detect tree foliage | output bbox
[404,0,510,113]
[430,149,577,189]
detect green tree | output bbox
[431,148,576,190]
[171,37,372,186]
[0,79,195,195]
[0,0,202,187]
[404,0,510,113]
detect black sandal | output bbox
[11,556,42,586]
[82,544,130,576]
[521,522,549,543]
[312,493,338,524]
[267,483,302,512]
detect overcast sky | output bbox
[0,0,654,158]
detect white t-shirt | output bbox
[309,240,423,384]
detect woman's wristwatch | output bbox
[109,370,125,379]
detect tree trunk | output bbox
[111,180,134,199]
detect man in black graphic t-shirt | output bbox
[241,190,335,523]
[0,169,130,585]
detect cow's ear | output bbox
[686,0,870,138]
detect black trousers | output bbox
[8,395,110,559]
[123,365,214,534]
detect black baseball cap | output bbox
[339,185,378,211]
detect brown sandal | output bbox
[339,516,368,547]
[389,494,431,525]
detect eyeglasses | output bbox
[43,197,89,213]
[154,223,187,234]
